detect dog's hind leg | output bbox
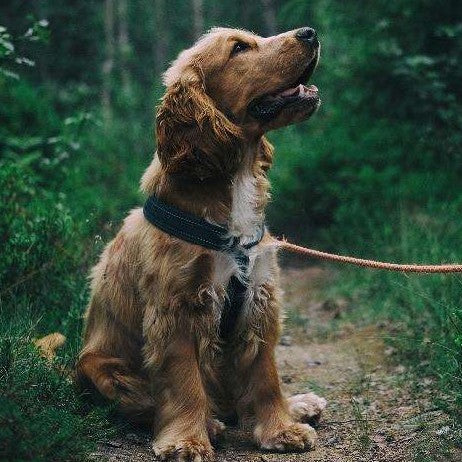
[76,352,156,425]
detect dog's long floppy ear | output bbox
[259,136,274,172]
[156,66,243,179]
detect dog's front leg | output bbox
[147,333,213,461]
[235,285,317,453]
[243,344,317,452]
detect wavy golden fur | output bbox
[77,27,325,461]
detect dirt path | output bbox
[93,267,458,461]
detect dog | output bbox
[77,26,325,461]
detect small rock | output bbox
[306,359,322,367]
[395,405,413,417]
[372,434,387,448]
[384,346,396,356]
[326,436,339,446]
[340,322,355,335]
[394,365,406,374]
[322,298,347,311]
[281,374,294,384]
[260,456,270,461]
[105,440,122,448]
[279,335,292,346]
[436,426,450,436]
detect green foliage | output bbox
[0,329,112,461]
[0,23,120,460]
[270,0,462,236]
[0,151,116,461]
[0,157,82,324]
[0,20,48,80]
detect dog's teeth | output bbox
[280,86,298,97]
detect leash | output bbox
[274,238,462,274]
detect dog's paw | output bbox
[287,392,327,425]
[256,422,317,452]
[206,418,225,442]
[153,438,214,461]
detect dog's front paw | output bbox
[256,422,317,452]
[153,437,214,461]
[287,392,327,425]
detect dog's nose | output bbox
[296,27,318,47]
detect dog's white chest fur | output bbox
[212,165,275,309]
[229,167,262,245]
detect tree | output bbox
[192,0,204,39]
[153,0,169,80]
[117,0,132,98]
[261,0,277,35]
[102,0,115,122]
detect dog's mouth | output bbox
[248,54,320,122]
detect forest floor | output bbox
[92,266,460,462]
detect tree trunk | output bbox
[36,1,49,81]
[192,0,204,40]
[117,0,132,98]
[102,0,115,123]
[153,0,168,80]
[209,1,222,26]
[240,0,251,30]
[261,0,277,35]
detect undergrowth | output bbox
[322,206,462,426]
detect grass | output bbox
[350,397,372,453]
[0,322,114,461]
[325,205,462,429]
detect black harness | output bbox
[143,195,265,338]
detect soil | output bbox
[92,267,460,461]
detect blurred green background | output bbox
[1,0,461,460]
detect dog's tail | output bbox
[76,352,156,424]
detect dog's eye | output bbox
[231,41,250,56]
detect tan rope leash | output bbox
[274,239,462,274]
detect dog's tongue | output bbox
[279,83,318,97]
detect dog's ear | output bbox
[259,136,274,172]
[156,66,243,179]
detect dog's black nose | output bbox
[296,27,318,47]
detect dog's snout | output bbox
[295,27,318,47]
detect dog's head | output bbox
[156,27,320,177]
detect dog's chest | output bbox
[229,167,263,245]
[211,168,274,304]
[212,245,275,291]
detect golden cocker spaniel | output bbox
[77,26,326,461]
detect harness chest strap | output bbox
[143,195,265,338]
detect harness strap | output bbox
[143,195,265,338]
